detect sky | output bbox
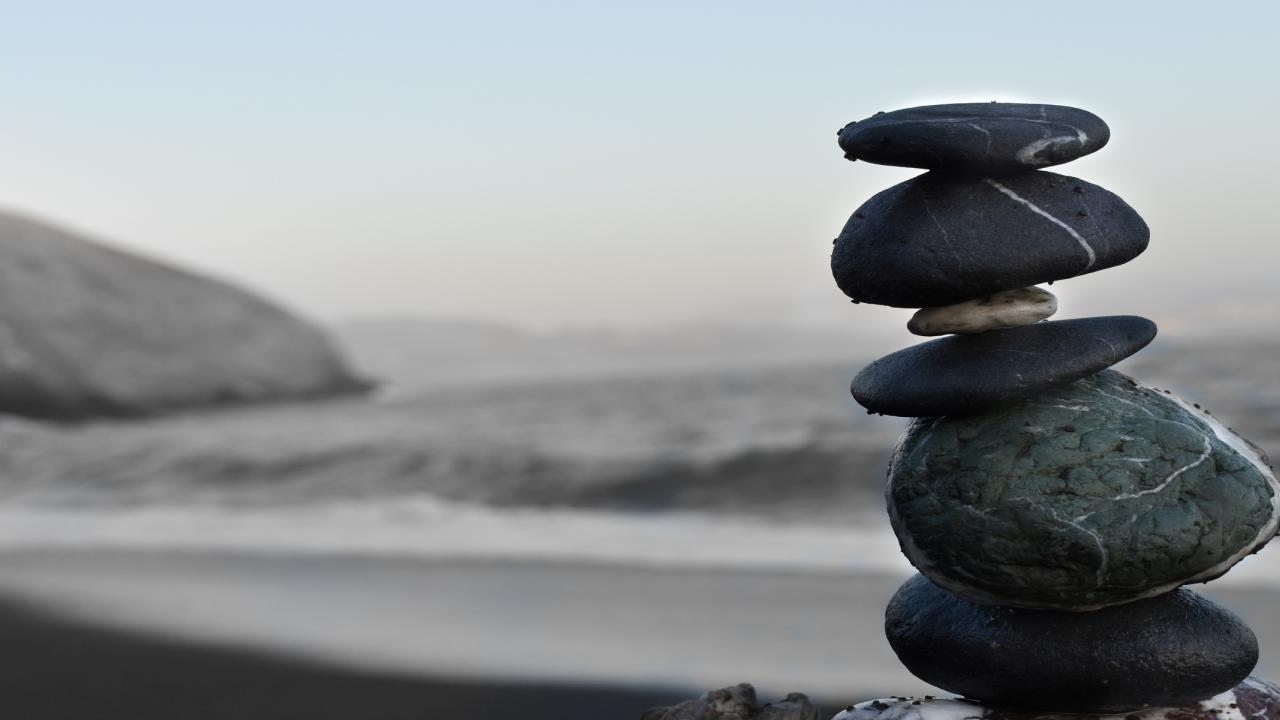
[0,1,1277,333]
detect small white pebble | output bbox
[908,286,1057,337]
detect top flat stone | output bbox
[838,102,1110,174]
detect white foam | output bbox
[0,498,913,576]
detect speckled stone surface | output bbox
[887,370,1279,610]
[837,103,1109,175]
[851,316,1155,418]
[908,286,1057,336]
[830,676,1280,720]
[641,683,818,720]
[884,574,1257,713]
[831,171,1148,308]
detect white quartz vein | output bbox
[1112,434,1212,501]
[1091,334,1118,354]
[921,196,962,269]
[867,116,1084,129]
[984,178,1097,270]
[1243,677,1280,720]
[966,122,992,156]
[1082,382,1156,417]
[1014,126,1089,166]
[1036,403,1091,412]
[1050,505,1109,586]
[1019,497,1108,587]
[1074,434,1213,524]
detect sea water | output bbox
[0,354,1277,588]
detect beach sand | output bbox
[0,549,1277,718]
[0,597,699,719]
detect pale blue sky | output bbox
[0,1,1276,331]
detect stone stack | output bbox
[830,103,1280,720]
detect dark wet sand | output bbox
[0,550,886,718]
[0,549,1276,718]
[0,596,730,719]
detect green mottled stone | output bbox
[888,369,1279,611]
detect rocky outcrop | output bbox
[0,210,368,420]
[641,684,818,720]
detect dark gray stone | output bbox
[888,370,1279,610]
[837,102,1109,174]
[831,171,1149,308]
[851,316,1156,418]
[883,575,1258,714]
[640,683,818,720]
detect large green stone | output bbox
[887,369,1278,610]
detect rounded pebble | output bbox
[908,286,1057,336]
[887,369,1279,610]
[884,574,1258,713]
[831,171,1149,308]
[837,102,1109,174]
[852,316,1156,418]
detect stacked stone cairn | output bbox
[830,103,1280,720]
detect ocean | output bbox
[1,334,1278,585]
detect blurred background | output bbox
[0,2,1278,718]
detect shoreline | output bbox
[0,547,926,700]
[1,547,1277,716]
[0,593,710,720]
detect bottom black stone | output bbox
[833,677,1280,720]
[884,575,1257,713]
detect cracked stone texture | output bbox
[837,103,1110,175]
[884,574,1257,713]
[639,683,818,720]
[851,316,1156,418]
[832,676,1280,720]
[888,370,1279,610]
[830,170,1149,308]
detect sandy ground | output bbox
[0,549,1278,717]
[0,595,699,720]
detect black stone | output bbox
[850,316,1156,417]
[837,102,1109,174]
[884,574,1258,714]
[830,171,1149,308]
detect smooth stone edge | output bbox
[838,104,1109,172]
[855,317,1156,419]
[830,677,1275,720]
[887,372,1280,611]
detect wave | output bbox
[2,497,1278,595]
[0,496,909,574]
[0,432,893,522]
